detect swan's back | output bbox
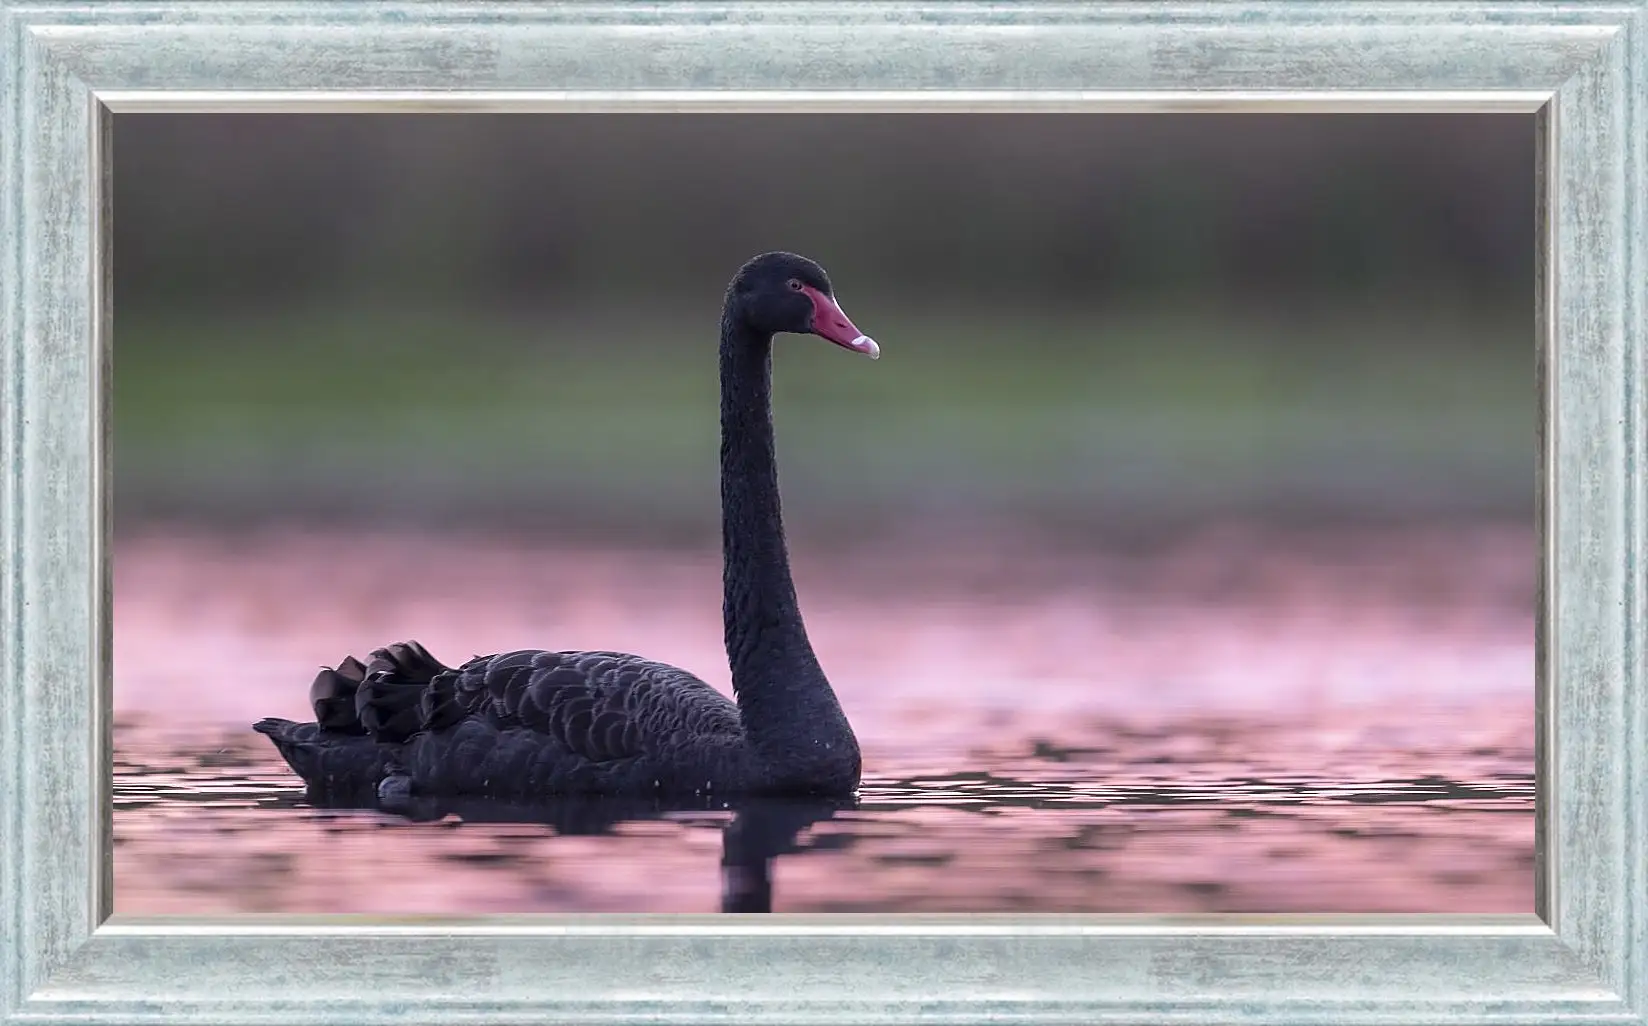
[255,641,749,798]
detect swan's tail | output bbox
[253,715,324,776]
[253,640,462,788]
[251,716,382,790]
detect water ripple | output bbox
[113,767,1533,817]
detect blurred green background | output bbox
[113,113,1533,544]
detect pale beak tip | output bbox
[853,335,881,360]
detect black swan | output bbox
[254,251,877,801]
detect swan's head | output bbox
[729,251,880,359]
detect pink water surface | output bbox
[113,522,1534,915]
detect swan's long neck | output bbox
[719,317,816,676]
[718,315,857,776]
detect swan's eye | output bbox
[787,279,804,292]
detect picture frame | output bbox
[1,1,1641,1023]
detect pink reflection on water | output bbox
[113,522,1533,915]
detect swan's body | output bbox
[255,252,876,800]
[257,644,765,799]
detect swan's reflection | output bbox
[299,782,851,913]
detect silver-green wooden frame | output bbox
[0,2,1641,1024]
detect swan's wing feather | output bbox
[314,641,462,743]
[444,649,740,764]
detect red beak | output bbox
[799,285,880,359]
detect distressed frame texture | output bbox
[0,2,1643,1024]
